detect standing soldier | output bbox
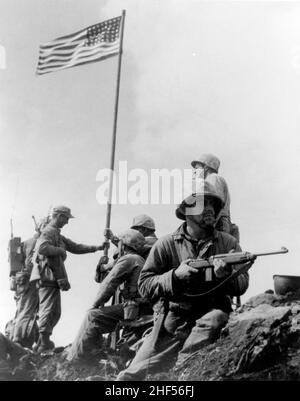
[12,217,49,349]
[67,229,151,361]
[191,153,232,235]
[117,182,250,381]
[32,205,106,353]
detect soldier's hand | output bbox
[98,255,109,265]
[174,259,198,281]
[213,258,232,279]
[57,278,71,291]
[96,241,109,251]
[104,228,114,240]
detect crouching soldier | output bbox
[117,182,251,381]
[67,229,152,362]
[12,217,49,349]
[31,205,106,353]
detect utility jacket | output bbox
[35,222,98,285]
[93,252,145,308]
[138,224,249,315]
[206,173,231,220]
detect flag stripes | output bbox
[36,16,121,75]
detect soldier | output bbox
[32,205,106,353]
[105,214,157,259]
[67,229,152,362]
[12,217,49,349]
[117,182,250,381]
[191,153,232,234]
[130,214,158,258]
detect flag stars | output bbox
[85,17,121,46]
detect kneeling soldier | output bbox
[117,182,251,381]
[67,229,151,361]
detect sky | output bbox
[0,0,300,346]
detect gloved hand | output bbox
[101,239,110,251]
[98,255,109,266]
[57,278,71,291]
[213,258,232,279]
[174,259,198,281]
[104,228,114,240]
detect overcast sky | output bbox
[1,0,300,346]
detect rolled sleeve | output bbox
[62,236,98,254]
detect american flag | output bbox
[36,16,122,75]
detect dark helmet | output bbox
[131,214,155,231]
[176,181,224,220]
[117,229,146,254]
[52,205,74,219]
[191,153,220,173]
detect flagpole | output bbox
[104,9,126,255]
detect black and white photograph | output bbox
[0,0,299,387]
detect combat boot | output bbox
[36,333,55,353]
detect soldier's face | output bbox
[57,214,69,228]
[202,198,216,226]
[187,197,216,227]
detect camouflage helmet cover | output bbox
[175,181,224,220]
[52,205,74,219]
[117,229,146,254]
[191,153,221,173]
[131,214,155,231]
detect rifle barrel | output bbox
[255,247,288,257]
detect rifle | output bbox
[32,215,40,235]
[109,239,124,350]
[10,218,14,239]
[184,247,288,298]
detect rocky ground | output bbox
[1,290,300,381]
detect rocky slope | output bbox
[2,290,300,381]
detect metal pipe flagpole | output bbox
[103,9,126,256]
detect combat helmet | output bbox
[52,205,74,218]
[131,214,155,231]
[191,153,220,173]
[176,181,224,220]
[118,229,146,254]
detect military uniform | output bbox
[12,235,39,348]
[35,220,99,338]
[205,173,231,233]
[117,224,249,381]
[68,252,149,360]
[130,214,158,258]
[68,229,152,361]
